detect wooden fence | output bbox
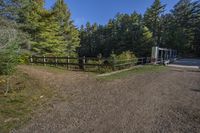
[29,56,152,71]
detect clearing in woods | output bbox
[1,65,200,133]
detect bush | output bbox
[110,51,137,63]
[115,51,137,60]
[0,44,19,75]
[18,53,30,64]
[0,17,22,75]
[109,51,138,70]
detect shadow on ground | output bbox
[191,89,200,92]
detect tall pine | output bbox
[170,0,200,55]
[143,0,165,46]
[52,0,80,56]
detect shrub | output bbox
[110,51,137,63]
[0,44,19,75]
[115,51,137,60]
[109,51,138,70]
[18,53,30,64]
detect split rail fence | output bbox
[29,56,152,71]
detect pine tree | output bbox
[17,0,68,56]
[171,0,200,55]
[79,12,153,58]
[20,0,47,54]
[0,17,21,75]
[0,0,31,20]
[52,0,80,56]
[143,0,166,46]
[33,10,66,56]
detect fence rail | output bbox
[29,56,153,71]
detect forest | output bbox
[0,0,200,74]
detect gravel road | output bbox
[16,66,200,133]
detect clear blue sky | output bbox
[45,0,179,27]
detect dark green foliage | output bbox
[1,0,80,56]
[0,0,81,75]
[19,0,67,56]
[0,44,19,75]
[79,13,153,58]
[79,0,200,58]
[161,0,200,56]
[0,17,22,75]
[143,0,166,46]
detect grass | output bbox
[98,65,168,81]
[28,64,71,74]
[0,70,55,133]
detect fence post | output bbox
[98,57,101,71]
[161,57,163,64]
[142,58,144,65]
[30,56,33,65]
[147,57,150,64]
[144,57,147,64]
[133,58,136,66]
[112,58,116,71]
[55,56,58,66]
[83,56,86,70]
[43,56,46,66]
[67,56,69,69]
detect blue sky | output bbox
[45,0,179,27]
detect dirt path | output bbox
[15,66,200,133]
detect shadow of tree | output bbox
[191,89,200,92]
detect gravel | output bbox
[15,66,200,133]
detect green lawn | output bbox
[98,65,167,81]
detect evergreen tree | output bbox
[19,0,47,54]
[170,0,200,55]
[0,0,30,49]
[79,12,153,58]
[52,0,80,56]
[0,17,22,75]
[0,0,31,20]
[143,0,166,46]
[33,10,66,55]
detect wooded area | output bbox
[79,0,200,58]
[0,0,200,75]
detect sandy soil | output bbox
[15,65,200,133]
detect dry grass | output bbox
[0,69,55,133]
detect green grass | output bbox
[0,70,55,133]
[98,65,168,81]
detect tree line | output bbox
[0,0,200,74]
[79,0,200,58]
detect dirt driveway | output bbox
[16,66,200,133]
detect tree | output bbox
[1,0,80,56]
[79,12,153,58]
[0,17,21,75]
[143,0,166,46]
[0,0,31,20]
[52,0,80,56]
[33,10,66,55]
[169,0,200,56]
